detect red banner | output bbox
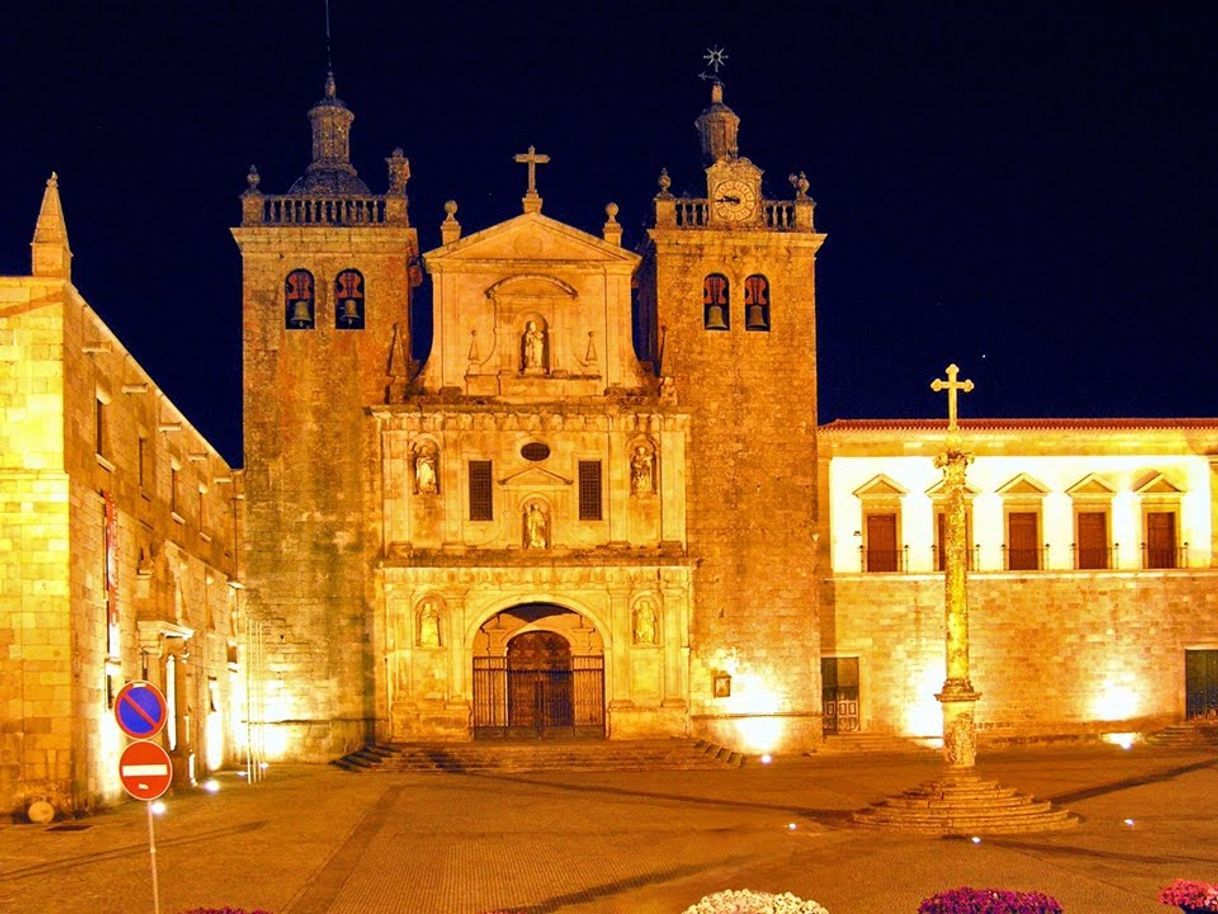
[103,491,118,625]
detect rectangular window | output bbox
[1007,511,1040,570]
[95,396,108,458]
[1145,511,1177,568]
[865,512,898,572]
[197,487,207,532]
[578,460,603,520]
[1076,511,1108,569]
[468,460,493,521]
[170,464,181,517]
[138,436,148,490]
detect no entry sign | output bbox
[119,740,173,801]
[114,680,167,740]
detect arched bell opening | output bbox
[471,603,605,740]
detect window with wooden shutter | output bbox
[468,460,493,521]
[865,512,898,572]
[1007,511,1040,570]
[1145,511,1177,568]
[578,460,602,520]
[1076,511,1108,569]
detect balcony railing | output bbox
[241,193,408,227]
[860,545,908,573]
[1141,542,1189,569]
[659,196,814,232]
[1071,543,1119,570]
[1002,543,1048,571]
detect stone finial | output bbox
[789,171,810,200]
[245,165,261,193]
[695,81,740,163]
[656,168,673,199]
[31,171,71,279]
[603,202,622,246]
[441,200,461,245]
[386,148,410,193]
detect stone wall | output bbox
[234,224,417,760]
[823,570,1218,738]
[1,270,238,818]
[648,227,826,752]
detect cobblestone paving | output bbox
[0,745,1215,914]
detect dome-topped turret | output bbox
[289,72,371,195]
[694,81,740,163]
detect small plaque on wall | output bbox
[713,672,731,698]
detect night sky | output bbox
[3,2,1216,467]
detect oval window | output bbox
[521,442,550,462]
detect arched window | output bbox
[703,274,729,330]
[744,274,770,331]
[284,269,315,330]
[335,269,365,330]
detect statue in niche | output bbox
[630,445,655,494]
[633,598,658,645]
[522,320,546,372]
[417,599,441,647]
[414,446,439,494]
[524,502,549,549]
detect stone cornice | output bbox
[371,402,690,433]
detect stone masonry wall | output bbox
[823,570,1218,738]
[650,230,825,751]
[236,226,416,760]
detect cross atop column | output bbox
[514,145,550,213]
[931,363,974,433]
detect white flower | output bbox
[681,889,830,914]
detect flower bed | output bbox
[1159,880,1218,912]
[681,889,829,914]
[918,886,1062,914]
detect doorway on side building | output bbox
[821,656,860,734]
[1185,649,1218,720]
[472,603,605,739]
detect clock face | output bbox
[712,178,757,222]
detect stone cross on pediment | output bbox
[514,145,550,213]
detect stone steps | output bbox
[1144,721,1218,749]
[818,732,935,754]
[853,773,1079,835]
[333,738,746,773]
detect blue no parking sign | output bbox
[114,680,168,740]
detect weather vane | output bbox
[699,46,728,83]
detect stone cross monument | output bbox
[931,363,981,768]
[514,145,550,214]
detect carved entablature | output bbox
[419,211,646,398]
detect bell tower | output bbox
[644,80,827,751]
[231,73,419,760]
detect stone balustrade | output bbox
[654,196,814,232]
[242,193,408,226]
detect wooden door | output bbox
[1008,512,1039,570]
[866,513,898,572]
[1146,512,1177,568]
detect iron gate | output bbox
[472,655,605,738]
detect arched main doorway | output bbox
[471,603,605,739]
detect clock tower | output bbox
[642,80,828,752]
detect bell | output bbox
[705,302,729,330]
[746,302,768,330]
[289,299,312,327]
[340,298,361,325]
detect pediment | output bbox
[1065,473,1116,497]
[853,474,908,499]
[1133,471,1185,495]
[924,478,980,499]
[996,473,1050,497]
[424,212,640,267]
[498,466,573,488]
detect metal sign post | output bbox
[114,680,170,914]
[146,800,161,914]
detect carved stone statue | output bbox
[522,320,546,371]
[630,445,655,494]
[633,598,658,645]
[524,502,548,549]
[414,447,438,494]
[417,599,441,648]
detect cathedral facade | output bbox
[3,72,1217,818]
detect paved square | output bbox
[1,744,1215,914]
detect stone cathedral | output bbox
[234,75,825,758]
[4,69,1217,818]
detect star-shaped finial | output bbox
[702,46,728,75]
